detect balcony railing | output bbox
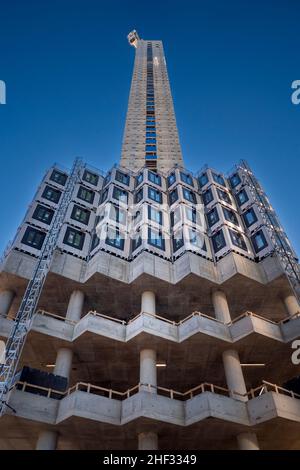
[14,379,300,402]
[35,308,300,328]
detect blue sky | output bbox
[0,0,299,254]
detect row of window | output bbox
[211,227,268,255]
[202,187,232,206]
[169,187,196,205]
[101,184,200,206]
[21,225,86,251]
[21,221,269,259]
[146,44,157,161]
[207,206,239,228]
[42,184,95,205]
[199,172,226,189]
[50,169,99,187]
[172,229,207,253]
[98,204,163,227]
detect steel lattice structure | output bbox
[237,159,300,302]
[0,157,85,415]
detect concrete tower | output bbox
[121,30,183,172]
[0,31,299,450]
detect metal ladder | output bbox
[237,159,300,302]
[0,157,85,414]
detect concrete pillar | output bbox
[222,349,247,401]
[237,432,259,450]
[138,432,158,450]
[0,290,15,317]
[212,290,231,323]
[141,291,156,315]
[283,294,300,317]
[54,348,73,381]
[36,430,58,450]
[140,349,157,393]
[66,290,84,322]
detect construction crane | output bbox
[0,157,85,415]
[237,159,300,303]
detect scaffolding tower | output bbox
[237,159,300,303]
[0,157,85,415]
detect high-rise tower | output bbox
[121,30,183,172]
[0,32,299,451]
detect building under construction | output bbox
[0,30,300,450]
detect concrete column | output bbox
[0,290,15,317]
[66,290,85,322]
[283,294,300,317]
[237,432,259,450]
[138,432,158,450]
[54,348,73,381]
[222,349,247,401]
[140,349,157,393]
[212,290,231,323]
[36,430,58,450]
[141,291,156,315]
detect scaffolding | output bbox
[236,159,300,302]
[0,157,85,415]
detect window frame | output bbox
[243,207,258,228]
[50,170,67,186]
[148,227,165,250]
[212,229,226,253]
[229,229,247,251]
[148,187,162,204]
[71,205,91,225]
[83,170,99,186]
[63,227,85,250]
[77,186,95,204]
[42,185,62,204]
[32,204,54,225]
[21,227,46,250]
[105,228,125,251]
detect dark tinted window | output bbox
[229,229,247,250]
[212,230,226,253]
[251,230,268,253]
[21,227,46,249]
[230,173,242,188]
[83,170,99,186]
[50,170,67,186]
[77,186,95,204]
[42,186,61,203]
[71,205,91,225]
[32,205,54,225]
[243,208,258,228]
[115,170,130,186]
[202,189,213,206]
[207,207,219,227]
[236,189,249,206]
[199,173,208,188]
[63,228,85,249]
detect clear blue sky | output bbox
[0,0,299,254]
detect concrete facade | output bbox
[0,31,299,451]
